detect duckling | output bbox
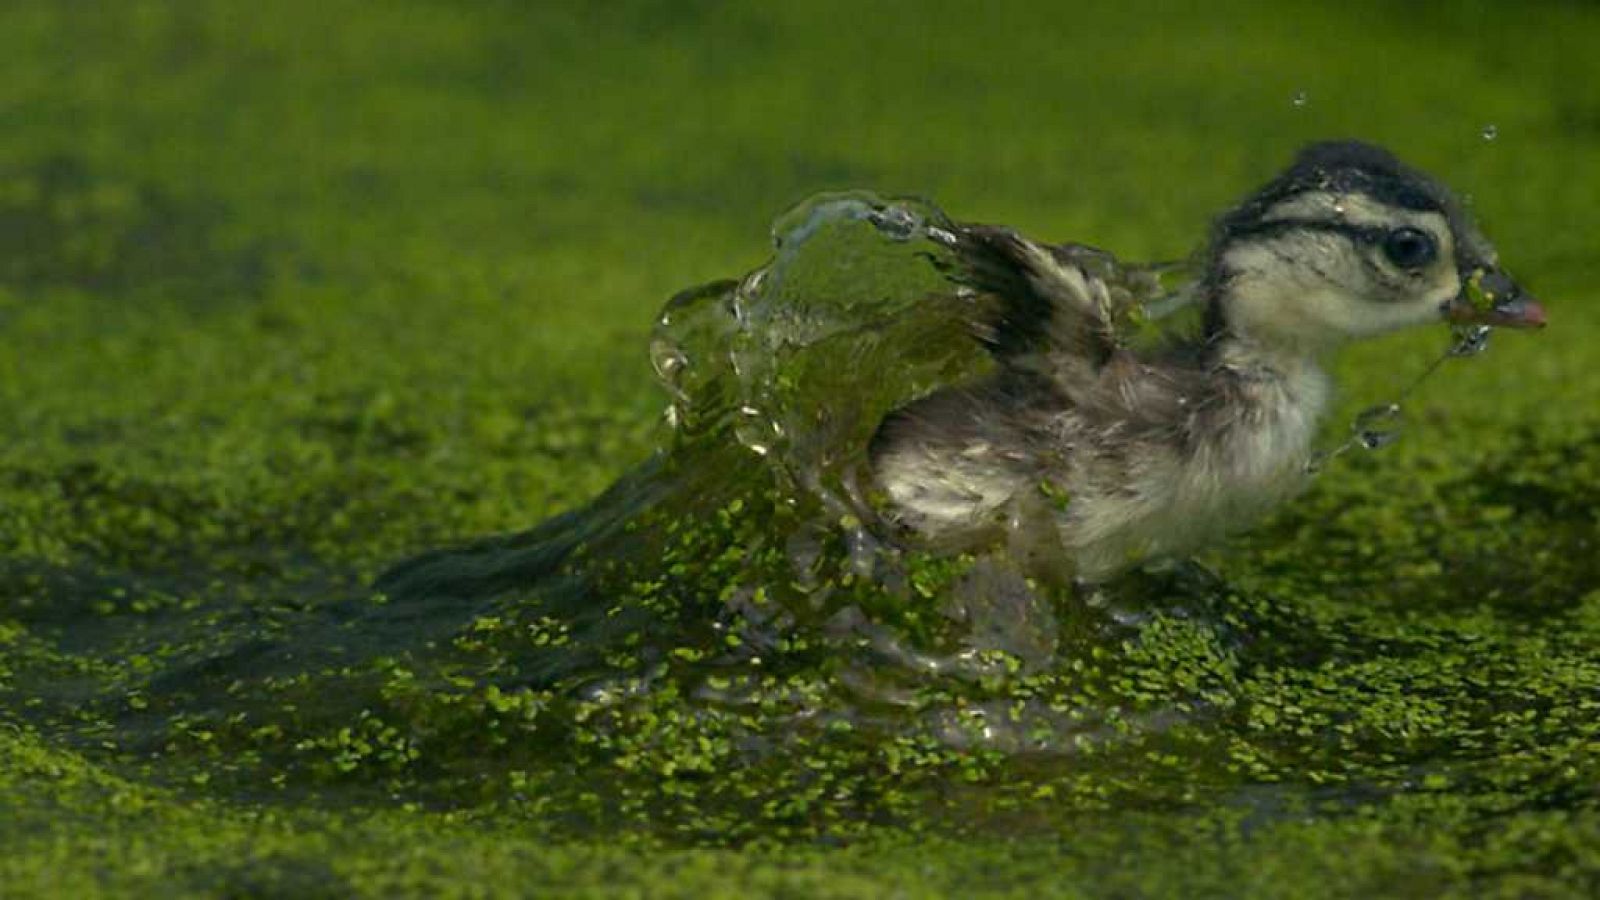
[869,140,1545,582]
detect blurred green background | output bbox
[1,1,1597,896]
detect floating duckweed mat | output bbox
[2,1,1599,896]
[5,190,1598,855]
[8,195,1237,837]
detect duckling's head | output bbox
[1204,140,1544,352]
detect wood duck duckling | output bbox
[869,140,1546,582]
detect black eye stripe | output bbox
[1229,218,1442,267]
[1228,218,1399,245]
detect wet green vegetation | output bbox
[2,1,1598,896]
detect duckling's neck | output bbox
[1201,283,1339,407]
[1195,285,1335,475]
[1209,331,1330,385]
[1202,329,1332,477]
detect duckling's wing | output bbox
[941,224,1178,390]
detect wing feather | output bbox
[938,224,1176,383]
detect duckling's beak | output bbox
[1444,268,1547,329]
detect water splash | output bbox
[358,192,1228,761]
[1352,404,1403,450]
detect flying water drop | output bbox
[1449,325,1492,358]
[1352,404,1403,451]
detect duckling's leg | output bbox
[1000,487,1080,590]
[1073,556,1244,649]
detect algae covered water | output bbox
[3,2,1600,895]
[16,193,1241,834]
[9,188,1596,850]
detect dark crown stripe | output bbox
[1218,140,1454,240]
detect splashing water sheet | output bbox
[370,194,1236,767]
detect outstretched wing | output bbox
[935,224,1189,393]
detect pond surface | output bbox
[1,2,1597,896]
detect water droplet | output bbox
[733,404,779,457]
[1357,430,1400,451]
[1291,91,1308,108]
[1351,404,1403,451]
[1449,325,1492,357]
[1481,124,1498,142]
[1352,403,1401,427]
[866,205,919,241]
[651,344,685,377]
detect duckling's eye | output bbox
[1381,227,1437,269]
